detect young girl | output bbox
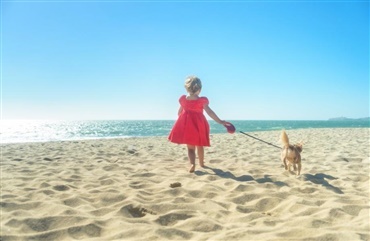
[168,76,227,173]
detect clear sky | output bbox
[1,0,369,120]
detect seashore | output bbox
[1,128,369,241]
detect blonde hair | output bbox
[185,76,202,94]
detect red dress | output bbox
[168,95,210,146]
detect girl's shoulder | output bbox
[179,95,187,101]
[199,96,209,104]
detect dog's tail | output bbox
[281,130,289,148]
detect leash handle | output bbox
[239,131,281,149]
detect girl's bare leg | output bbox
[187,145,196,173]
[197,146,205,167]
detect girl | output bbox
[168,76,227,173]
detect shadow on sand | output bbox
[195,167,343,194]
[195,167,288,187]
[302,173,344,194]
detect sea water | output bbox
[1,119,369,144]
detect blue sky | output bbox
[1,1,369,120]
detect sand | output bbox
[1,128,369,241]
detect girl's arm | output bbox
[204,105,225,125]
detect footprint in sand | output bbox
[119,205,156,218]
[170,182,182,188]
[53,185,70,191]
[155,213,193,226]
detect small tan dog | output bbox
[280,130,303,175]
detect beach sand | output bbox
[1,128,369,241]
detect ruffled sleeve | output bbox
[179,95,186,104]
[200,97,209,106]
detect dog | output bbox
[280,130,303,176]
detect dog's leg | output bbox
[287,163,292,172]
[281,151,288,170]
[297,163,301,176]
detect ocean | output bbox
[1,119,369,144]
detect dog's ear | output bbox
[296,144,303,152]
[295,142,303,148]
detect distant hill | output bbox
[328,117,370,121]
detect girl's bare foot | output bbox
[197,146,204,167]
[189,164,195,173]
[199,160,205,168]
